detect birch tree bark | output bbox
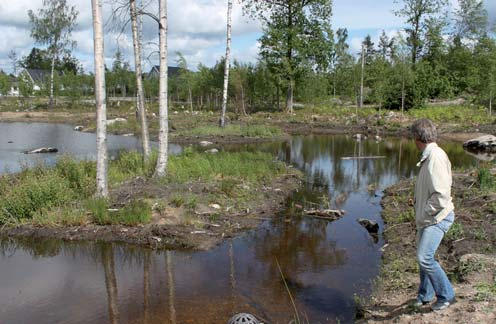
[130,0,151,161]
[359,44,365,109]
[92,0,108,197]
[220,0,233,128]
[154,0,169,176]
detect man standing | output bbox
[411,119,455,311]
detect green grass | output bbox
[478,168,495,191]
[475,281,496,301]
[0,158,94,223]
[0,149,288,227]
[86,198,151,226]
[408,105,492,124]
[166,149,286,183]
[179,123,282,138]
[445,221,464,241]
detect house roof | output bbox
[24,69,64,83]
[148,65,181,79]
[25,69,50,83]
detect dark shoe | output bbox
[431,298,455,311]
[409,297,431,308]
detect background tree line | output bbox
[4,0,496,115]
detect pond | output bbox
[0,122,182,173]
[0,123,479,323]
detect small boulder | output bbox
[357,218,379,234]
[463,135,496,152]
[107,117,127,125]
[205,148,219,154]
[199,141,213,147]
[74,125,84,131]
[25,147,58,154]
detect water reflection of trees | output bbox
[278,136,477,200]
[254,216,347,286]
[101,244,119,324]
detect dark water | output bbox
[0,126,479,324]
[0,122,182,173]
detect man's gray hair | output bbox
[411,119,437,143]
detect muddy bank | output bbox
[2,110,494,144]
[0,171,302,251]
[359,171,496,323]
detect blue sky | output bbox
[0,0,494,74]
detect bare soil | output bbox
[358,172,496,323]
[1,171,302,251]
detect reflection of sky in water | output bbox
[0,133,481,324]
[0,122,182,173]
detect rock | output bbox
[7,141,13,144]
[357,218,379,234]
[205,148,219,154]
[463,135,496,152]
[107,117,127,125]
[199,140,213,147]
[209,203,221,209]
[122,133,134,137]
[25,147,58,154]
[74,125,84,131]
[374,135,382,142]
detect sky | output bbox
[0,0,494,75]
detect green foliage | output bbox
[0,72,9,95]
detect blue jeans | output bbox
[416,212,455,303]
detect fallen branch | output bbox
[341,156,386,160]
[383,222,412,233]
[304,208,345,221]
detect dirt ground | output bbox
[359,173,496,324]
[1,170,302,251]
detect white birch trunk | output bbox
[220,0,232,128]
[92,0,108,197]
[286,80,294,114]
[401,76,405,120]
[49,53,56,109]
[130,0,151,161]
[155,0,169,177]
[489,89,492,117]
[359,45,365,109]
[188,87,193,113]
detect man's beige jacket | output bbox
[414,143,454,229]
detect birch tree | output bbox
[220,0,233,128]
[130,0,151,161]
[92,0,108,197]
[242,0,333,114]
[393,0,447,65]
[154,0,169,176]
[28,0,78,109]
